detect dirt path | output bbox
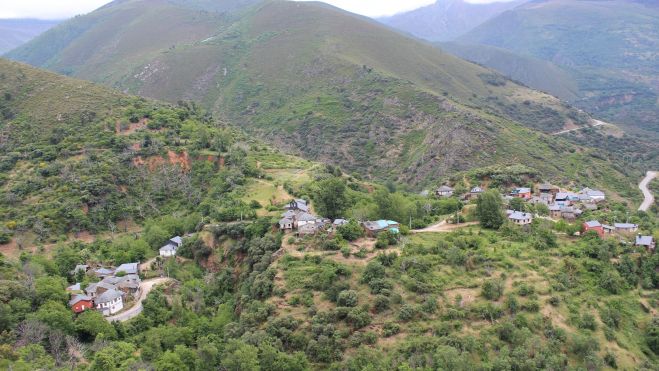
[412,220,479,233]
[552,119,605,135]
[106,277,173,322]
[638,171,658,212]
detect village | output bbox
[64,182,655,319]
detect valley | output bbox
[0,1,657,370]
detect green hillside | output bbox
[8,0,638,189]
[456,0,659,135]
[440,41,579,101]
[0,56,658,371]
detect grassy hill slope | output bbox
[440,41,579,101]
[456,0,659,135]
[7,0,634,189]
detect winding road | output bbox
[638,171,658,212]
[106,277,173,322]
[412,220,479,233]
[552,119,605,135]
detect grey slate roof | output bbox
[67,283,81,291]
[96,288,122,304]
[170,236,183,245]
[636,236,655,246]
[69,294,92,306]
[116,262,139,275]
[508,211,532,221]
[584,220,601,228]
[614,223,638,229]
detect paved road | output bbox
[106,277,172,322]
[639,171,658,212]
[552,119,605,135]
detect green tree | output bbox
[313,177,348,219]
[476,191,505,229]
[221,340,260,371]
[509,197,525,212]
[34,276,67,305]
[337,220,364,241]
[75,310,117,341]
[481,279,504,301]
[155,350,187,371]
[32,301,74,333]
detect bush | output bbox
[346,308,371,330]
[341,246,351,258]
[383,322,400,337]
[337,220,364,241]
[373,295,390,313]
[481,279,504,301]
[398,304,417,321]
[337,290,358,307]
[578,313,597,330]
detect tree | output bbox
[221,340,260,371]
[155,350,187,371]
[476,191,505,229]
[32,301,74,334]
[337,220,364,241]
[509,197,525,212]
[337,290,358,307]
[75,310,117,341]
[313,178,348,219]
[34,276,67,305]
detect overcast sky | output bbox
[0,0,516,19]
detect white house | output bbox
[436,186,454,197]
[159,236,183,257]
[614,223,638,233]
[508,211,533,225]
[636,236,655,251]
[95,288,124,316]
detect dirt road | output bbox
[638,171,658,212]
[412,220,479,233]
[552,119,605,135]
[106,277,173,322]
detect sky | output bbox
[0,0,516,19]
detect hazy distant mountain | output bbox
[0,19,59,54]
[379,0,527,42]
[456,0,659,135]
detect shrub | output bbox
[398,304,417,321]
[337,290,358,307]
[383,322,400,337]
[341,246,351,258]
[373,295,390,313]
[578,313,597,331]
[481,279,504,301]
[346,308,371,330]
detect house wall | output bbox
[72,301,93,313]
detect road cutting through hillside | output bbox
[106,277,173,322]
[639,171,658,212]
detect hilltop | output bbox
[379,0,526,42]
[6,0,645,190]
[452,0,659,136]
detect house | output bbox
[468,186,484,199]
[580,188,606,202]
[436,185,454,198]
[511,188,532,199]
[298,223,320,236]
[86,281,116,298]
[560,206,582,222]
[333,219,348,227]
[95,289,124,316]
[66,283,81,292]
[69,294,94,314]
[93,267,115,279]
[530,194,552,205]
[538,184,559,195]
[614,223,638,233]
[278,217,294,231]
[159,236,183,257]
[582,220,604,237]
[295,212,320,228]
[285,199,309,212]
[554,192,570,206]
[549,204,562,219]
[362,220,400,237]
[602,224,615,234]
[116,262,139,275]
[636,236,656,251]
[508,211,533,225]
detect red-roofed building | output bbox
[582,220,604,237]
